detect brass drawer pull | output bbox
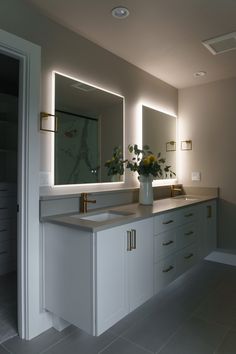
[184,253,194,260]
[162,220,174,225]
[162,265,174,273]
[0,251,7,256]
[184,231,194,236]
[162,240,174,246]
[127,231,132,251]
[0,229,7,232]
[184,213,193,217]
[131,229,136,250]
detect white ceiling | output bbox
[25,0,236,88]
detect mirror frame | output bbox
[51,71,125,187]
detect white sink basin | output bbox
[173,195,199,201]
[70,210,134,222]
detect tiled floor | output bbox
[0,272,17,344]
[0,260,236,354]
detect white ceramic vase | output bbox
[139,175,153,205]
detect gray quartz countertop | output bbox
[42,195,217,232]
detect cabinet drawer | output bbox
[0,239,16,264]
[154,230,176,262]
[0,219,16,242]
[0,260,16,276]
[178,206,198,224]
[154,211,179,234]
[177,243,198,276]
[176,222,197,249]
[154,254,177,294]
[0,197,16,220]
[0,183,16,197]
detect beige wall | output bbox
[178,77,236,249]
[0,0,177,191]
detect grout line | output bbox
[120,336,154,354]
[0,343,12,353]
[155,312,194,354]
[213,324,233,354]
[40,327,79,354]
[97,336,122,354]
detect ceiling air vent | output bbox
[202,32,236,55]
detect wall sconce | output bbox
[181,140,192,151]
[166,141,176,152]
[40,112,58,133]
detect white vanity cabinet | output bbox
[44,217,154,336]
[199,200,217,258]
[43,197,217,336]
[96,217,153,334]
[154,205,200,294]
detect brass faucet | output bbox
[171,184,183,197]
[80,193,96,213]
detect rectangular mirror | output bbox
[54,72,124,185]
[142,105,176,178]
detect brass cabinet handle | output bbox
[0,251,7,255]
[162,265,174,273]
[127,231,132,251]
[184,213,193,217]
[162,240,174,246]
[184,253,194,260]
[162,220,174,225]
[131,229,136,250]
[184,231,194,236]
[207,205,212,218]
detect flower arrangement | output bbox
[104,146,125,176]
[126,144,175,179]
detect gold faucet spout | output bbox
[80,193,96,213]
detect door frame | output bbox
[0,29,49,339]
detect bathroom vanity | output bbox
[42,195,217,336]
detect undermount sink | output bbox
[70,210,134,222]
[173,195,199,201]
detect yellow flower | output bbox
[149,154,156,163]
[143,157,150,165]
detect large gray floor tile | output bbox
[157,316,228,354]
[122,305,189,353]
[0,346,10,354]
[216,329,236,354]
[194,286,236,326]
[3,326,75,354]
[43,328,116,354]
[99,337,153,354]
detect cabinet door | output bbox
[203,200,217,256]
[96,224,129,335]
[128,218,154,312]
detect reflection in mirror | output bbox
[142,105,176,178]
[54,73,124,185]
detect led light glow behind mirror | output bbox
[142,105,177,179]
[54,72,124,185]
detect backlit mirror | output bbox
[54,73,124,185]
[142,105,176,178]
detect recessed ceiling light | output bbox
[111,6,130,19]
[193,71,207,78]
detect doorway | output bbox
[0,52,19,343]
